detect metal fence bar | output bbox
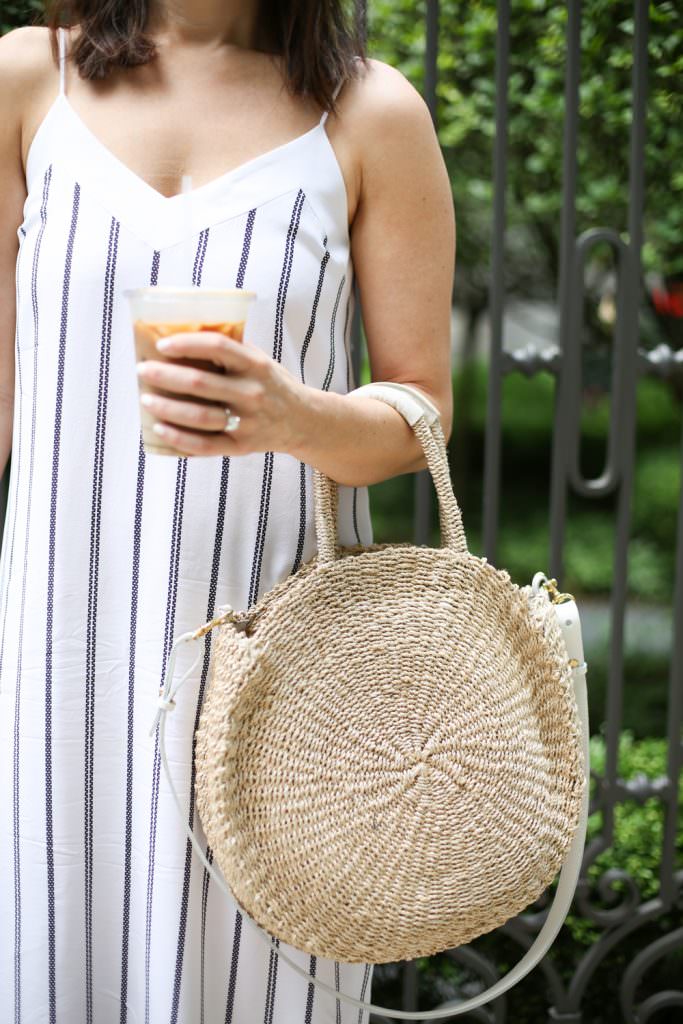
[481,0,510,563]
[548,0,582,584]
[600,0,649,847]
[661,407,683,896]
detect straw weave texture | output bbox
[194,408,586,964]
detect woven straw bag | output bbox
[152,381,590,1019]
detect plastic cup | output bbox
[125,287,257,456]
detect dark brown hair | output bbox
[45,0,368,114]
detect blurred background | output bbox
[1,1,682,1021]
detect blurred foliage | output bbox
[0,0,42,33]
[367,0,683,318]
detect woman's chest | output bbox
[22,85,358,229]
[21,96,352,254]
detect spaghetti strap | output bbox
[57,26,67,95]
[319,56,361,127]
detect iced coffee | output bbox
[125,288,256,456]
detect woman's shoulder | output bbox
[0,25,57,90]
[0,26,59,143]
[1,25,76,179]
[338,57,441,189]
[340,56,437,159]
[350,58,432,116]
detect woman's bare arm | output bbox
[0,28,52,478]
[286,57,456,484]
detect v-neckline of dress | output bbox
[54,93,326,202]
[25,92,346,250]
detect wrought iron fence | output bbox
[349,1,682,1021]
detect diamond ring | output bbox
[223,407,241,433]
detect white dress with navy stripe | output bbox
[0,28,375,1024]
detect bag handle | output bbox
[151,589,589,1016]
[313,382,469,561]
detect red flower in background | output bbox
[651,284,683,318]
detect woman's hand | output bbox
[135,332,306,458]
[134,327,449,486]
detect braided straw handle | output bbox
[313,382,469,561]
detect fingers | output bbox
[137,360,266,407]
[154,332,268,375]
[135,335,274,457]
[151,419,237,457]
[141,392,232,433]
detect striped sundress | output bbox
[0,27,375,1024]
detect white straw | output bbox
[181,175,194,244]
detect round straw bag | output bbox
[152,381,589,1019]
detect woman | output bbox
[0,0,455,1020]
